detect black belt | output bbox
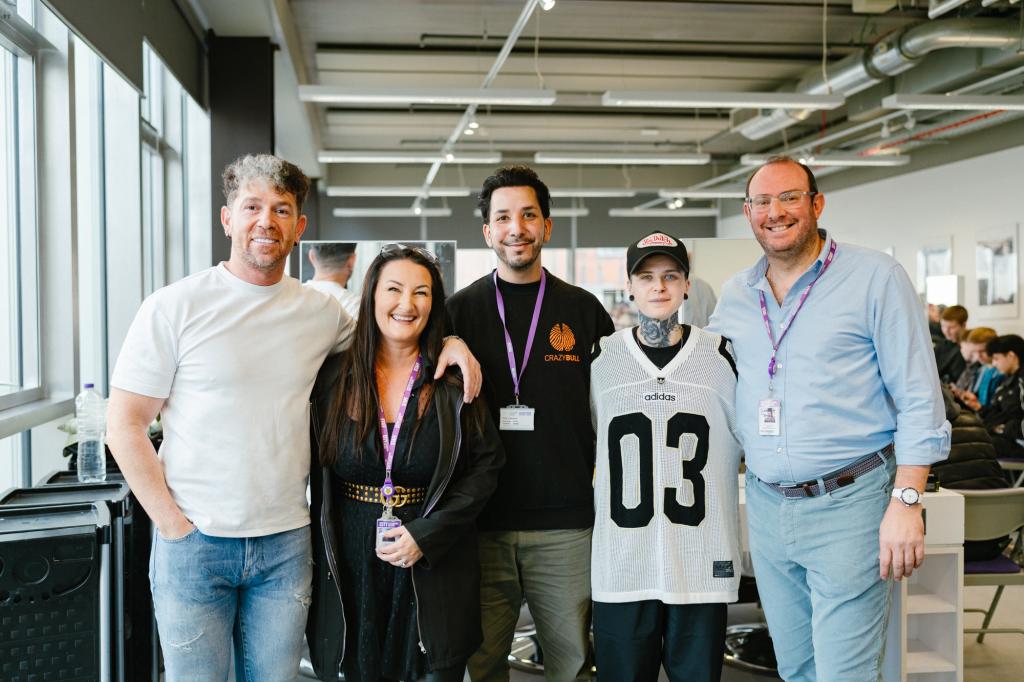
[760,445,893,499]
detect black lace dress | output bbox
[330,381,440,682]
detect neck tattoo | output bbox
[637,314,681,348]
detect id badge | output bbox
[758,398,781,436]
[500,405,535,431]
[375,515,402,552]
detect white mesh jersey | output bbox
[591,326,742,604]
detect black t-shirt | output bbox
[632,325,690,370]
[447,269,615,531]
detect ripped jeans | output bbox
[150,525,312,682]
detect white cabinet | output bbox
[882,489,964,682]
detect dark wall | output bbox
[45,0,205,105]
[209,36,275,266]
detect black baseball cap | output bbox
[626,231,690,276]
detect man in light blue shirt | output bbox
[708,156,950,681]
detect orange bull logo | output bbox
[546,323,580,362]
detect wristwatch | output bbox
[891,487,923,506]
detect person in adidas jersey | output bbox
[708,155,950,681]
[591,232,741,682]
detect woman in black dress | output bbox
[307,245,504,682]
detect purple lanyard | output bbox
[759,240,837,389]
[493,269,546,404]
[378,355,422,505]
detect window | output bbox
[74,36,108,393]
[0,432,25,493]
[0,34,41,411]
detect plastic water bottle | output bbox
[76,383,107,482]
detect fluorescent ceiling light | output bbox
[534,152,710,166]
[657,189,746,200]
[550,188,638,198]
[327,186,472,197]
[473,207,590,218]
[608,208,719,218]
[740,152,910,168]
[299,85,556,106]
[882,93,1024,111]
[319,151,501,164]
[333,208,452,218]
[602,90,845,110]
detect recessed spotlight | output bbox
[464,128,475,136]
[540,0,556,10]
[445,152,454,162]
[468,120,480,130]
[413,205,423,216]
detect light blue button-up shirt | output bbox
[707,230,951,484]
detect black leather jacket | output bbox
[305,354,505,679]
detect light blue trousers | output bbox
[149,525,312,682]
[745,455,896,682]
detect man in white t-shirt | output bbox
[305,242,361,318]
[106,154,481,682]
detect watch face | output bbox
[900,488,921,505]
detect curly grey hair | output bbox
[222,154,310,212]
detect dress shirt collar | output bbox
[744,229,833,291]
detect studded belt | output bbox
[341,481,427,507]
[760,445,893,499]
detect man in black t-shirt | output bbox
[448,166,613,682]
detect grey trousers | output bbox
[467,528,593,682]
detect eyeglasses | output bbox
[379,242,440,265]
[745,191,816,212]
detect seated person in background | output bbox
[952,328,981,393]
[975,334,1024,459]
[932,386,1012,560]
[934,305,968,383]
[954,327,1000,409]
[927,303,945,346]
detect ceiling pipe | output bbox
[735,18,1023,140]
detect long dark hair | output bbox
[320,246,447,465]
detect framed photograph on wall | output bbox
[916,238,952,294]
[975,224,1019,319]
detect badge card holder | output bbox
[499,404,536,431]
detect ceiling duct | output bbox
[734,18,1022,140]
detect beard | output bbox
[494,240,542,271]
[233,237,292,272]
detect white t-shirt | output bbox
[590,326,742,604]
[111,263,355,537]
[305,279,361,319]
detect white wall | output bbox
[718,143,1024,335]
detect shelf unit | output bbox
[882,490,965,682]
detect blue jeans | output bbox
[745,455,896,682]
[150,525,313,682]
